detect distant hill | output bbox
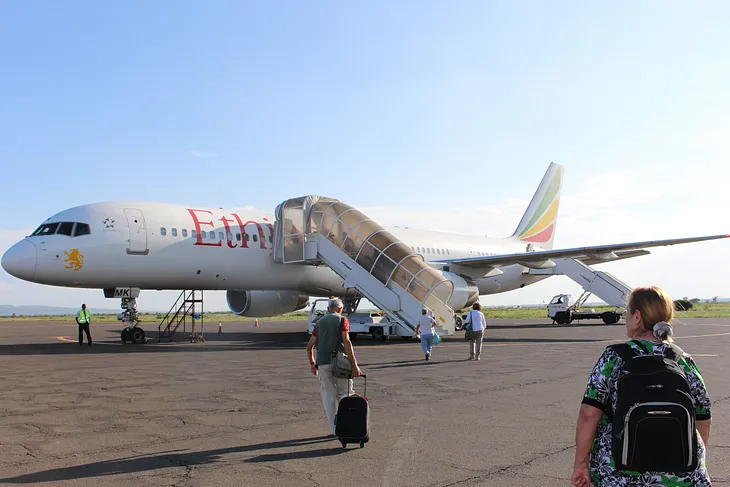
[2,297,727,316]
[485,298,730,308]
[0,305,121,317]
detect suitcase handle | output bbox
[348,373,367,399]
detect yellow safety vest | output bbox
[78,309,90,324]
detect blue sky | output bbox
[1,2,729,311]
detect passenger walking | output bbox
[76,303,92,346]
[571,286,712,487]
[305,298,362,435]
[416,308,437,360]
[464,302,486,360]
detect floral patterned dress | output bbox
[582,340,712,486]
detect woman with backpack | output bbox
[571,286,712,487]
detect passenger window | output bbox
[245,234,250,242]
[57,222,74,236]
[253,234,258,242]
[227,232,233,241]
[236,233,241,241]
[160,227,167,236]
[201,231,206,239]
[218,232,224,241]
[172,228,178,237]
[268,235,273,243]
[191,229,197,238]
[74,223,91,236]
[182,229,188,237]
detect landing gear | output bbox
[454,315,464,331]
[117,296,147,344]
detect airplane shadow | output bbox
[0,330,312,356]
[0,436,343,484]
[0,322,616,355]
[485,322,624,330]
[484,337,606,344]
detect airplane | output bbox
[2,162,727,343]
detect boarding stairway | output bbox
[274,196,456,335]
[531,257,631,308]
[158,290,204,342]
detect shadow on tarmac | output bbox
[0,321,614,356]
[485,321,623,330]
[0,436,345,484]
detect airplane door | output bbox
[124,208,149,255]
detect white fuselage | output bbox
[6,201,550,297]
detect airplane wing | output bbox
[577,249,650,266]
[443,234,729,269]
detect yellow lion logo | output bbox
[64,249,84,271]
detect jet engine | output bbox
[226,290,310,317]
[440,271,480,311]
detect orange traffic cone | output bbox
[255,319,259,327]
[218,322,222,334]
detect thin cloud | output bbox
[186,149,219,158]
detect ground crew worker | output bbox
[76,304,92,346]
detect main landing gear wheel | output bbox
[455,315,464,331]
[121,328,131,343]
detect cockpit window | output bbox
[30,221,90,237]
[74,223,91,236]
[57,222,75,236]
[31,223,60,236]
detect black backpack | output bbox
[609,340,698,474]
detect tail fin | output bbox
[510,162,564,250]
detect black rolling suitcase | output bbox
[334,374,370,448]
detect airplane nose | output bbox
[1,240,37,281]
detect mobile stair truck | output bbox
[307,298,418,342]
[545,258,632,325]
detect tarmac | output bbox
[0,317,727,487]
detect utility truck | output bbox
[547,293,623,325]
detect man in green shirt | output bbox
[306,298,362,435]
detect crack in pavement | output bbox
[262,465,322,487]
[162,455,195,487]
[436,443,574,487]
[19,444,37,459]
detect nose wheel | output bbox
[121,326,147,344]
